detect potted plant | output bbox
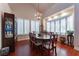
[67,31,74,35]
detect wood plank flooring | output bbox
[9,40,79,56]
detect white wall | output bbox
[74,4,79,51]
[0,3,12,49]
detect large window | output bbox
[16,18,30,35]
[35,20,40,33]
[31,20,36,33]
[47,22,51,32]
[31,20,40,33]
[17,18,24,35]
[50,21,55,32]
[46,14,74,35]
[60,18,66,35]
[16,18,40,35]
[24,20,30,34]
[67,15,74,31]
[55,20,60,34]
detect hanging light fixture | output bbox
[34,3,42,20]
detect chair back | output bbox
[29,33,32,39]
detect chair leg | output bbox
[53,47,57,56]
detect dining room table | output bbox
[30,33,53,46]
[34,34,54,48]
[30,33,57,55]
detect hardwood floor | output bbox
[9,40,79,56]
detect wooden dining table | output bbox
[35,34,53,40]
[30,34,53,46]
[32,34,53,47]
[30,33,57,55]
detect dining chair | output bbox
[29,33,33,44]
[42,35,57,56]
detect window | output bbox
[60,18,66,35]
[16,18,30,35]
[17,18,24,35]
[55,20,60,34]
[50,21,54,32]
[35,20,40,33]
[46,14,74,35]
[24,20,30,34]
[67,15,74,31]
[31,20,36,33]
[31,20,40,33]
[47,22,51,32]
[16,18,40,35]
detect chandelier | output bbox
[34,3,42,20]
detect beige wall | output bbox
[0,3,12,49]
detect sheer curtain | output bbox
[60,18,66,35]
[46,14,74,35]
[67,15,74,31]
[50,21,54,32]
[16,18,30,35]
[35,20,40,33]
[24,20,30,34]
[31,20,36,33]
[55,20,60,34]
[17,18,24,35]
[31,20,40,33]
[47,22,51,32]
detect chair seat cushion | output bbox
[43,43,56,49]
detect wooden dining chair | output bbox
[29,33,36,47]
[30,33,42,49]
[51,39,57,56]
[29,33,32,44]
[42,35,57,56]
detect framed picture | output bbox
[5,17,13,38]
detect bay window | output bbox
[55,20,60,34]
[35,20,40,33]
[67,15,74,31]
[31,20,36,33]
[24,20,30,34]
[60,18,66,35]
[50,21,55,32]
[31,20,40,33]
[46,14,74,35]
[17,18,24,35]
[47,22,51,32]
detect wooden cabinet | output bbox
[2,12,15,52]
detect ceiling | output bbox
[8,3,73,20]
[8,3,55,19]
[9,3,55,14]
[30,3,55,13]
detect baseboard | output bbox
[17,39,29,41]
